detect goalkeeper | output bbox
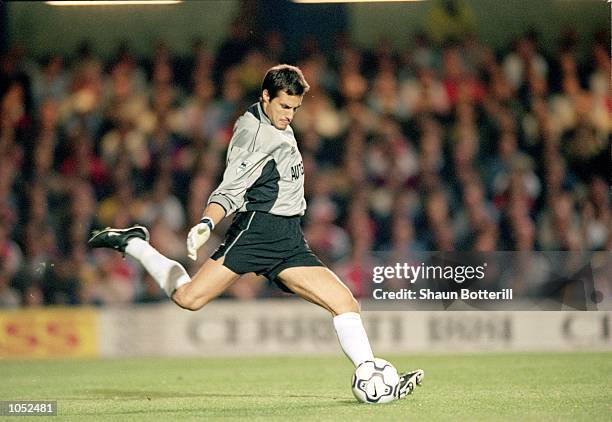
[89,64,423,400]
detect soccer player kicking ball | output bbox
[89,64,423,401]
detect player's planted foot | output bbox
[88,225,150,254]
[396,369,424,399]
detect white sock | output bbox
[125,238,191,296]
[333,312,374,367]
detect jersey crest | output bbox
[237,160,252,173]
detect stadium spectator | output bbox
[537,192,583,251]
[581,177,610,251]
[0,260,20,307]
[304,195,350,265]
[334,203,380,298]
[503,31,548,92]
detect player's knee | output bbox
[172,287,204,311]
[332,293,360,315]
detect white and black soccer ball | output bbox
[351,358,399,404]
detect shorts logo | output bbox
[237,161,251,173]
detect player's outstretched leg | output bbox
[88,225,240,311]
[277,266,375,367]
[88,225,191,296]
[396,369,425,399]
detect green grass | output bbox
[2,352,611,421]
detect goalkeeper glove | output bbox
[187,217,215,261]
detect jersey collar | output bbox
[247,102,272,126]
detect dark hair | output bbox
[261,64,309,99]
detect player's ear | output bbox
[262,89,270,103]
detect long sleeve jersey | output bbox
[208,102,306,217]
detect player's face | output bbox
[261,89,303,130]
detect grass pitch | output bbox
[2,352,610,421]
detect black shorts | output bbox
[211,211,325,292]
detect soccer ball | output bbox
[351,358,399,404]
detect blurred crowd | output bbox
[0,22,609,307]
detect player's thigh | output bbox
[175,256,240,303]
[277,266,359,315]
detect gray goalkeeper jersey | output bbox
[208,102,306,217]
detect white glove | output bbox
[187,218,214,261]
